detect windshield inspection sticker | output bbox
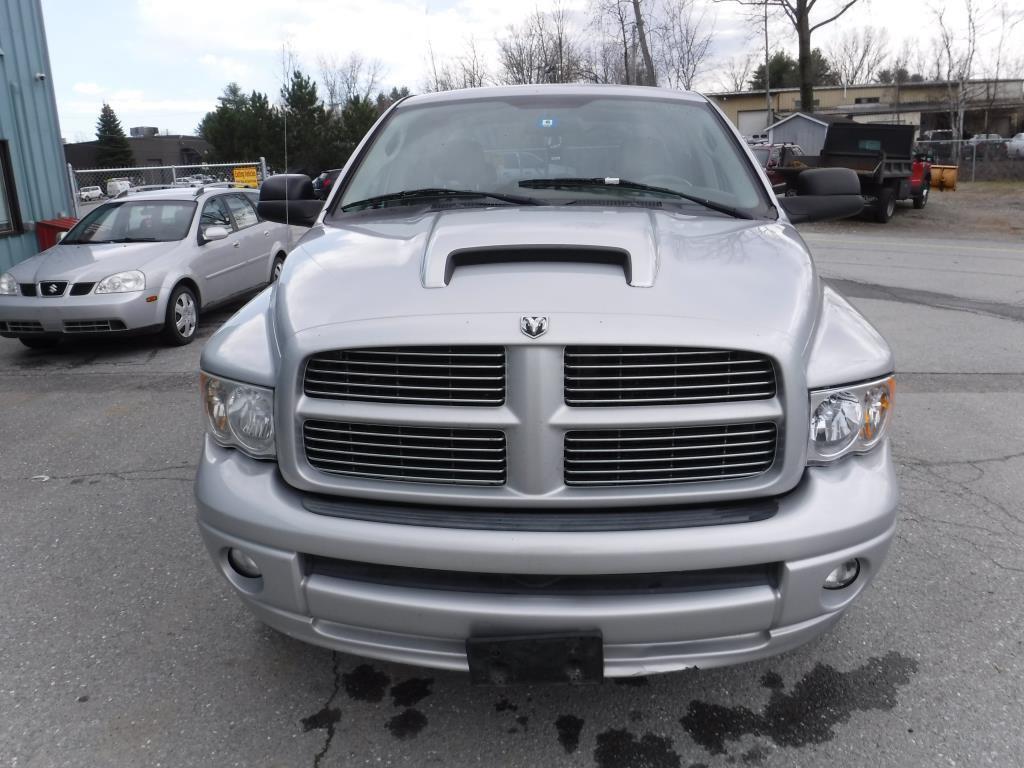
[539,117,557,128]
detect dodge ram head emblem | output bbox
[520,315,549,339]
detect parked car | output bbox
[967,133,1008,160]
[749,142,804,186]
[194,85,895,682]
[312,169,341,200]
[0,186,295,348]
[105,178,132,197]
[78,185,103,201]
[1007,133,1024,159]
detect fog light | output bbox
[823,558,860,590]
[227,548,262,579]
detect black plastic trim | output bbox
[305,555,780,596]
[301,493,778,531]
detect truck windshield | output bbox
[337,94,770,218]
[63,201,197,244]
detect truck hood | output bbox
[276,206,818,345]
[6,241,184,283]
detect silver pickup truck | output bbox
[194,85,895,683]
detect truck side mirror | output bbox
[257,174,324,227]
[779,168,863,223]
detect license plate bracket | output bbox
[466,631,604,685]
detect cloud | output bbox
[199,54,250,81]
[65,97,216,116]
[72,82,104,95]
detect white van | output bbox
[105,178,132,197]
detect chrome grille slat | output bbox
[303,420,506,486]
[565,345,776,407]
[565,423,777,487]
[304,346,505,405]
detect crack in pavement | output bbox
[3,462,196,484]
[301,652,342,768]
[826,277,1024,324]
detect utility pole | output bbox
[764,1,772,128]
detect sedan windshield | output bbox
[63,201,196,244]
[337,94,770,218]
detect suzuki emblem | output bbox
[48,284,59,294]
[520,315,549,339]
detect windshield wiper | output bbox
[341,188,543,212]
[518,177,752,219]
[109,237,159,243]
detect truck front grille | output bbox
[303,420,507,486]
[565,346,776,406]
[564,422,777,486]
[304,346,505,406]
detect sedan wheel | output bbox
[162,285,199,346]
[271,255,285,282]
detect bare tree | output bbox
[980,2,1024,132]
[423,39,490,92]
[318,53,384,110]
[714,1,863,112]
[631,0,658,85]
[497,5,590,85]
[933,0,979,157]
[718,53,756,91]
[655,0,715,90]
[827,26,889,87]
[590,0,641,85]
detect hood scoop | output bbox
[420,209,659,288]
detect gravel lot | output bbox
[800,180,1024,241]
[2,217,1023,767]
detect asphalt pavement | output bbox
[2,226,1023,767]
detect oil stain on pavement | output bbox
[680,651,919,754]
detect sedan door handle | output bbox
[264,231,270,237]
[233,242,240,248]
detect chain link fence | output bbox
[915,139,1024,183]
[68,160,269,215]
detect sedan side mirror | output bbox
[257,174,323,227]
[202,225,230,242]
[779,168,864,224]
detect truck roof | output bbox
[400,84,708,108]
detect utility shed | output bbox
[766,113,855,156]
[0,0,75,271]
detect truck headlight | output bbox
[0,273,18,296]
[200,373,276,459]
[95,270,145,293]
[808,375,894,464]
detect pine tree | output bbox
[95,104,135,168]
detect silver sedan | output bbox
[0,186,297,348]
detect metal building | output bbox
[0,0,75,271]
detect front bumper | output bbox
[0,292,162,337]
[195,438,898,677]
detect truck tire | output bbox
[912,183,929,210]
[875,188,896,223]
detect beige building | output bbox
[707,79,1024,139]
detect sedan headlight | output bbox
[95,270,145,294]
[200,373,275,459]
[808,375,895,464]
[0,272,18,296]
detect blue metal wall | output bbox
[0,0,75,271]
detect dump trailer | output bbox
[781,122,930,222]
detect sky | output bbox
[40,0,1020,142]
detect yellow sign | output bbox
[232,166,258,188]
